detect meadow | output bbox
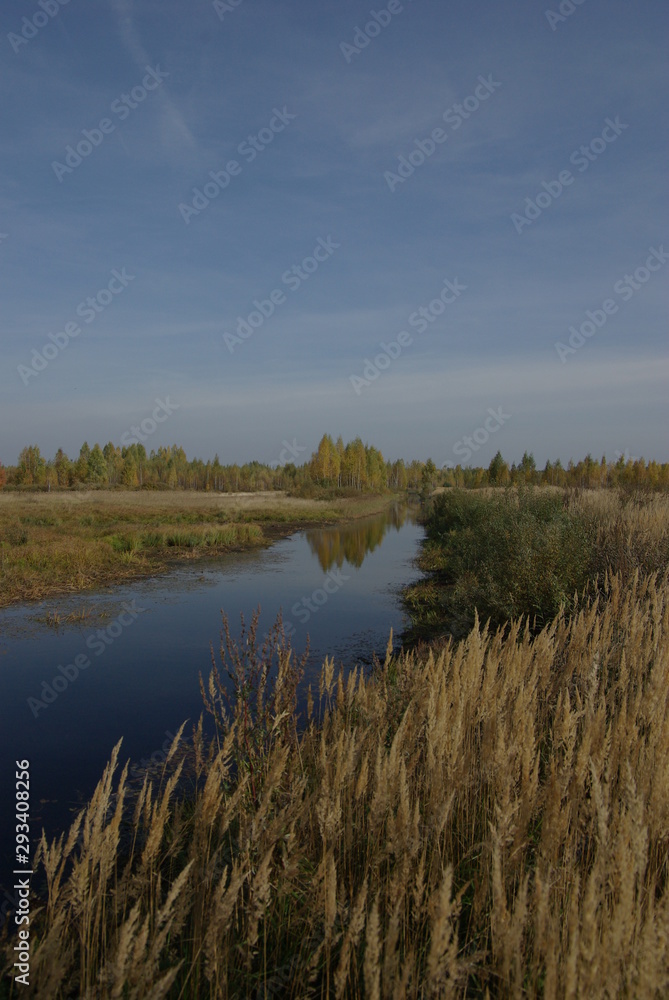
[2,487,668,998]
[0,490,392,608]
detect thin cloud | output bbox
[110,0,198,153]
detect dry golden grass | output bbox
[0,490,391,607]
[5,561,668,998]
[0,488,387,515]
[570,488,669,578]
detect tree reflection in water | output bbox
[305,504,419,572]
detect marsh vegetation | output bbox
[0,491,393,608]
[2,487,668,998]
[404,486,669,641]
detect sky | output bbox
[1,0,667,469]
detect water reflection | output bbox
[305,503,419,572]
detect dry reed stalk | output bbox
[203,858,248,988]
[246,846,275,954]
[364,893,382,1000]
[140,763,183,870]
[426,865,459,998]
[334,877,368,999]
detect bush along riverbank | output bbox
[402,485,669,643]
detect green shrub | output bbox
[415,487,596,637]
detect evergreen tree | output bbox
[519,451,537,484]
[488,451,509,486]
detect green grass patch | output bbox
[106,532,141,553]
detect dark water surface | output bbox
[0,503,424,901]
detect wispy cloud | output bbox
[110,0,198,155]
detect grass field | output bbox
[0,490,394,608]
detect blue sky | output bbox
[1,0,667,468]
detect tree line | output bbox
[1,436,668,493]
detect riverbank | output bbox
[0,490,398,608]
[402,486,669,643]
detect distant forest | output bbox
[2,434,668,492]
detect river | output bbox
[0,502,424,902]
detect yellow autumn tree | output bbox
[310,434,340,485]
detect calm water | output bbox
[0,503,423,903]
